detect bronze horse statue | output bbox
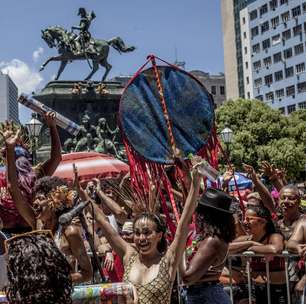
[40,26,135,81]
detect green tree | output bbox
[216,99,306,181]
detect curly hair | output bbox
[34,176,67,195]
[6,232,72,304]
[196,207,236,243]
[133,213,168,253]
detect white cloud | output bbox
[32,47,44,62]
[0,59,43,94]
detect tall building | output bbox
[221,0,248,100]
[0,73,18,122]
[240,0,306,114]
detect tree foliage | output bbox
[216,99,306,181]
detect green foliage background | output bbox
[216,99,306,181]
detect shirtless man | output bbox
[287,216,306,295]
[278,185,303,241]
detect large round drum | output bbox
[120,66,214,164]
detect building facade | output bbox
[0,73,18,122]
[190,71,226,106]
[221,0,248,100]
[240,0,306,114]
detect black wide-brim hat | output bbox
[197,188,233,214]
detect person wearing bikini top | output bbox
[86,165,202,304]
[180,188,236,304]
[230,205,286,304]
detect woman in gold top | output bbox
[90,167,201,304]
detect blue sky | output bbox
[0,0,224,122]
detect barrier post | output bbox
[265,258,271,304]
[282,250,291,304]
[244,251,254,304]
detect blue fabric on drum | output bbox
[120,66,214,164]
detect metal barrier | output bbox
[226,251,305,304]
[84,251,305,303]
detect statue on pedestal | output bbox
[95,118,119,156]
[64,114,96,152]
[63,114,123,159]
[39,7,136,81]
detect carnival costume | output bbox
[0,122,36,230]
[123,252,172,304]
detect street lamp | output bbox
[220,127,233,157]
[25,113,43,165]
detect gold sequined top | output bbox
[123,252,173,304]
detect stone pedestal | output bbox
[33,80,124,144]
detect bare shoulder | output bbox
[63,224,82,238]
[293,216,306,231]
[299,215,306,224]
[198,236,225,252]
[269,233,284,242]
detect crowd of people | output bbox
[0,113,306,304]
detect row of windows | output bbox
[264,82,306,100]
[249,8,306,45]
[251,23,305,53]
[251,22,304,40]
[279,101,306,114]
[253,62,306,88]
[255,82,306,106]
[249,2,306,21]
[252,43,305,71]
[210,85,225,96]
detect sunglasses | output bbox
[121,231,133,236]
[280,201,298,207]
[245,203,260,208]
[244,215,265,222]
[280,196,298,201]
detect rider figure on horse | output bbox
[40,8,135,81]
[71,7,96,55]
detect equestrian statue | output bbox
[40,7,136,81]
